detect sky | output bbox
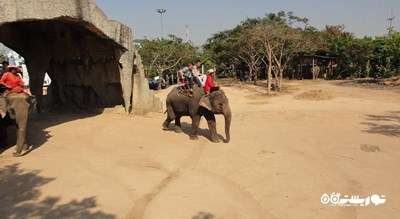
[95,0,400,46]
[0,0,399,50]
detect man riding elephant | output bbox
[163,69,231,143]
[0,64,25,94]
[0,64,36,157]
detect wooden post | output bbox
[312,57,315,80]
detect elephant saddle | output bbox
[177,85,193,97]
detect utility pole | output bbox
[186,24,189,42]
[157,9,166,38]
[387,11,395,32]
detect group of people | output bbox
[177,60,219,95]
[0,61,25,95]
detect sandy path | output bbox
[0,80,399,219]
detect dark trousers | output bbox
[185,76,193,89]
[193,77,202,87]
[211,87,220,93]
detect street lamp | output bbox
[156,9,166,38]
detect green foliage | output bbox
[203,29,238,73]
[203,11,400,81]
[370,31,400,78]
[204,11,313,85]
[322,27,400,79]
[137,35,197,78]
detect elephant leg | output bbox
[174,116,183,133]
[13,127,26,157]
[190,115,201,140]
[163,119,171,130]
[204,113,220,143]
[13,113,28,157]
[163,108,175,130]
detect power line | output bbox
[387,11,395,32]
[186,24,189,43]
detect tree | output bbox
[322,25,355,78]
[204,11,314,92]
[250,20,279,93]
[203,18,263,79]
[320,25,377,79]
[251,11,313,92]
[203,29,238,75]
[233,28,262,82]
[231,18,265,81]
[138,35,196,88]
[370,30,400,78]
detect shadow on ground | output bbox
[362,111,400,137]
[0,163,115,219]
[176,122,225,142]
[0,108,104,156]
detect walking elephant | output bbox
[0,93,37,157]
[163,87,231,143]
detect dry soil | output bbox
[0,80,399,219]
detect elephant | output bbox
[163,87,231,143]
[312,65,321,80]
[0,93,37,157]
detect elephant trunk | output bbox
[223,105,231,143]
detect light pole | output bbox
[157,9,166,38]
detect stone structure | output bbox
[0,0,162,113]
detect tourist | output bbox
[204,69,219,94]
[192,60,206,87]
[181,63,194,91]
[0,64,25,94]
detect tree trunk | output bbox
[278,67,283,91]
[312,58,315,80]
[249,68,253,83]
[253,66,258,85]
[157,70,163,90]
[267,52,272,95]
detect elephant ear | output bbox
[0,96,6,118]
[199,95,212,111]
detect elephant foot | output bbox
[211,136,220,143]
[162,122,169,131]
[174,126,182,133]
[13,152,21,157]
[23,143,29,151]
[190,135,199,140]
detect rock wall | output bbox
[0,0,162,113]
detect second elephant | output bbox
[163,87,231,143]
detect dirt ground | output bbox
[0,80,399,219]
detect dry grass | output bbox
[294,90,336,101]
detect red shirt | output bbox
[204,74,216,94]
[0,72,24,93]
